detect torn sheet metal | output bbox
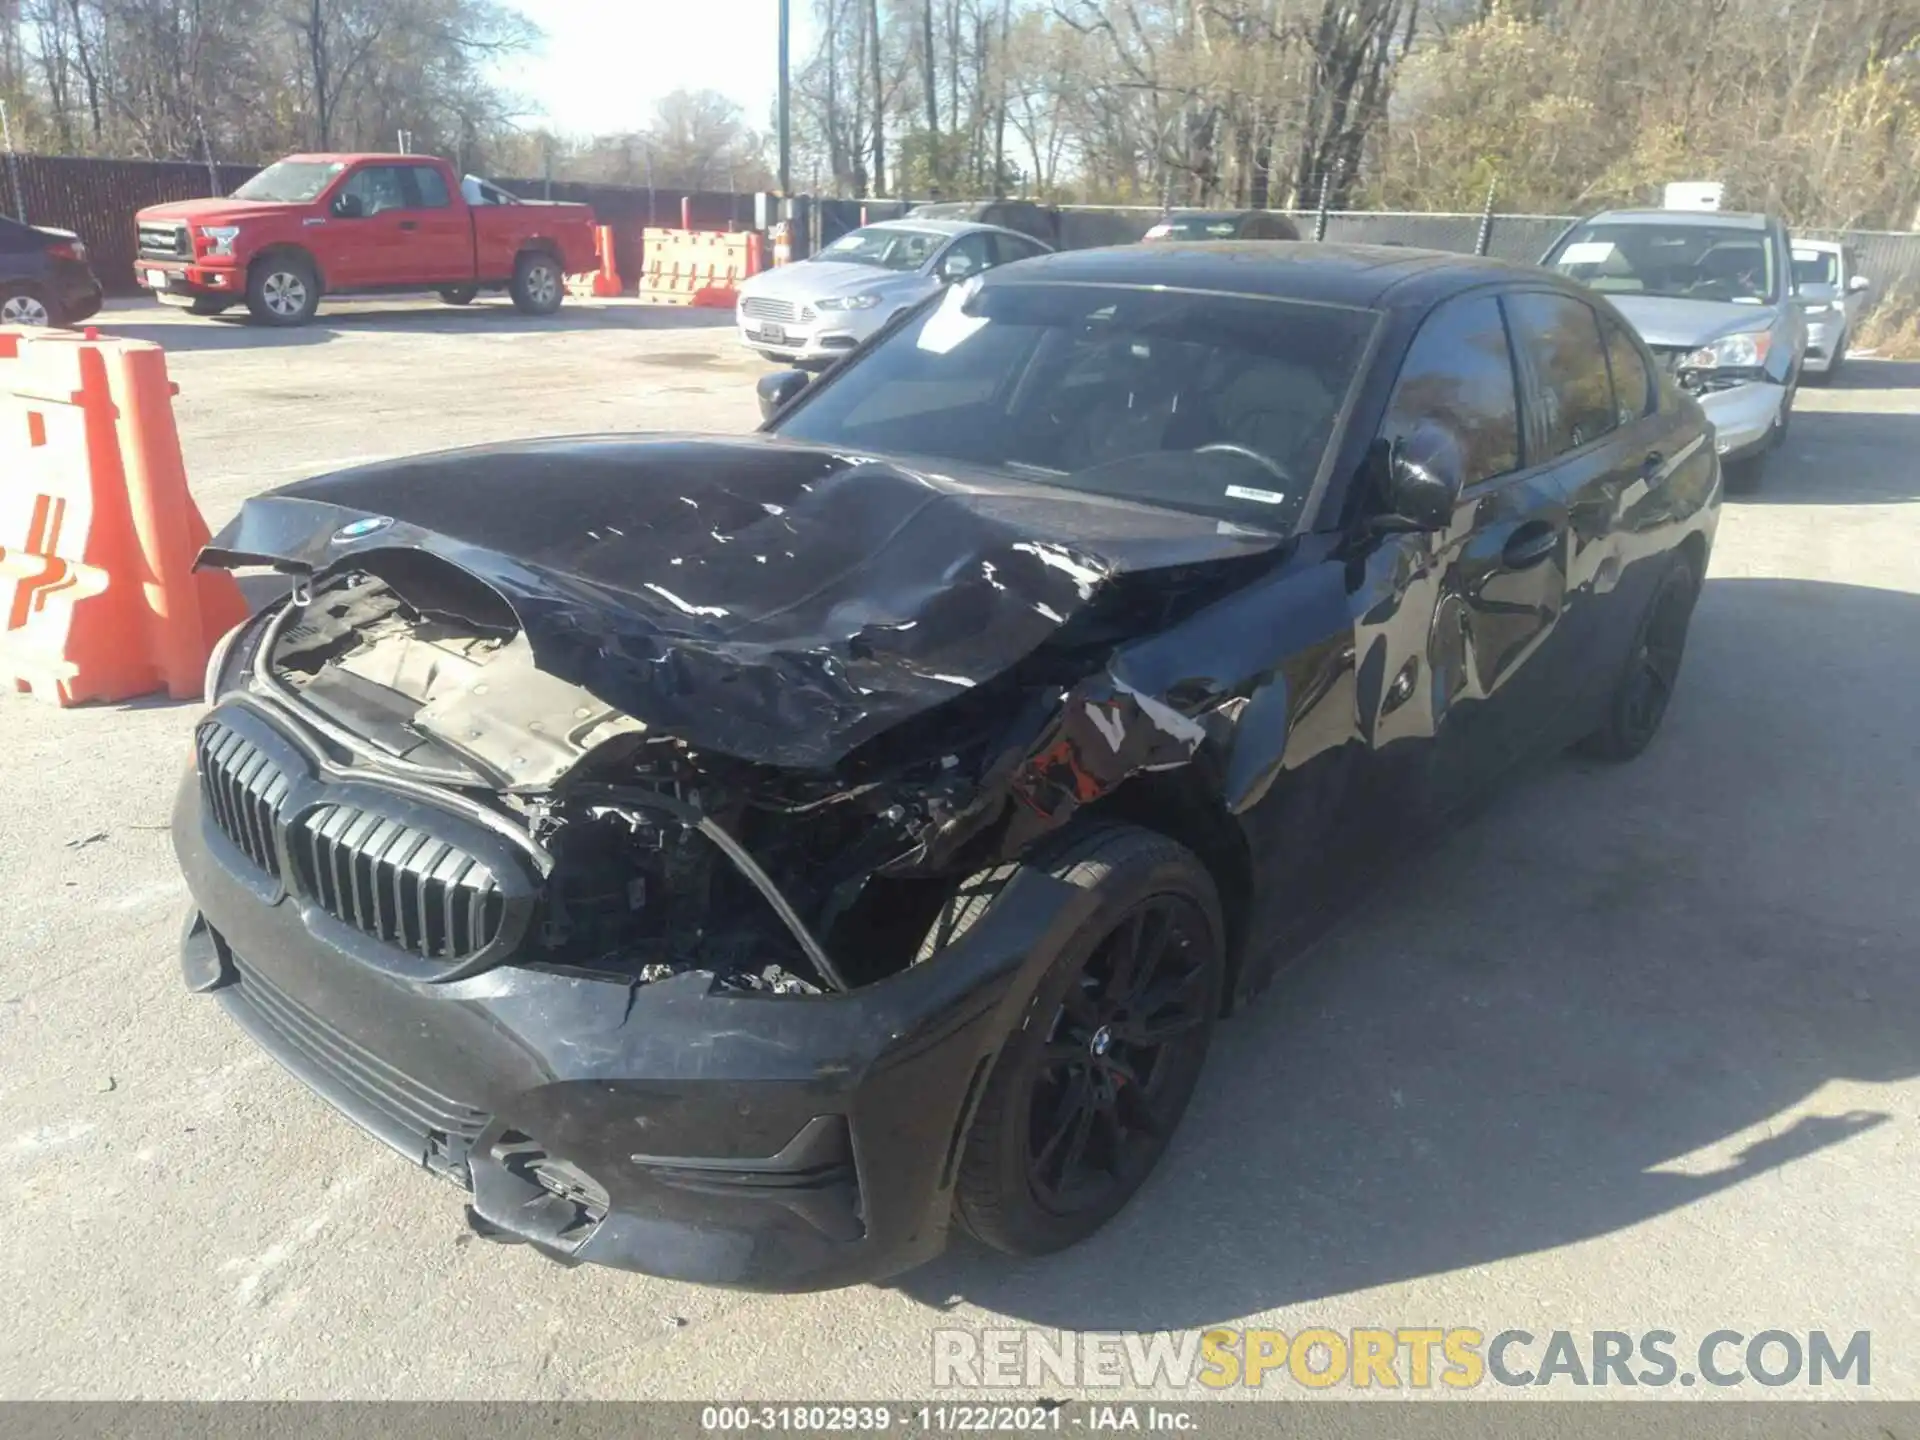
[200,435,1285,770]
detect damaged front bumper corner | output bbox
[175,785,1096,1290]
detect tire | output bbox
[0,284,58,327]
[246,255,319,326]
[1574,555,1701,762]
[509,252,563,315]
[1774,374,1796,442]
[944,823,1227,1257]
[186,297,231,317]
[439,286,478,306]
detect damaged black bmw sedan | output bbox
[175,244,1720,1290]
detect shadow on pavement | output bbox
[894,576,1920,1329]
[1737,407,1920,506]
[1821,356,1920,390]
[88,300,732,353]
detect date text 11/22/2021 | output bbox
[700,1406,1200,1432]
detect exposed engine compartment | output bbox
[254,571,995,995]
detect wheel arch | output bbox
[1078,772,1256,1012]
[514,238,564,268]
[248,243,324,294]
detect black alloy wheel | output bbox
[1577,557,1700,761]
[1024,892,1217,1216]
[948,824,1226,1256]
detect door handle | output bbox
[1501,521,1560,570]
[398,220,418,231]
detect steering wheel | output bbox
[1194,443,1291,485]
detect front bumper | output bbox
[135,258,243,304]
[1698,380,1786,461]
[172,708,1089,1290]
[1801,316,1845,372]
[736,307,888,365]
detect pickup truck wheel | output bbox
[246,257,319,326]
[439,286,478,305]
[509,252,563,315]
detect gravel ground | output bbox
[2,298,1917,1402]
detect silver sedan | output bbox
[735,219,1052,367]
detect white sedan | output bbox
[735,219,1052,368]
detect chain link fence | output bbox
[818,197,1920,319]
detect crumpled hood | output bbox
[201,436,1284,770]
[1608,294,1781,349]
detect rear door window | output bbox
[988,233,1047,267]
[1381,293,1522,486]
[1504,291,1617,457]
[336,165,410,217]
[406,166,453,208]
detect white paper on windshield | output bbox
[916,279,989,354]
[1559,241,1616,265]
[1224,484,1287,506]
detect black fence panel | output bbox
[8,154,258,291]
[9,151,1918,310]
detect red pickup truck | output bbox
[133,154,597,326]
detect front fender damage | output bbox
[199,449,1289,997]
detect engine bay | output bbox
[253,572,990,995]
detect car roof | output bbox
[980,241,1555,311]
[857,218,1031,240]
[276,153,435,165]
[1580,208,1771,230]
[1792,238,1841,254]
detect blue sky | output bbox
[507,0,811,137]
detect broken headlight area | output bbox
[230,568,1016,996]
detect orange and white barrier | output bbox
[638,228,763,308]
[0,326,246,705]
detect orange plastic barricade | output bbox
[639,229,760,308]
[592,224,624,297]
[569,223,626,298]
[0,326,247,706]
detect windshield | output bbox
[812,226,944,271]
[232,160,347,204]
[1546,222,1778,304]
[770,281,1377,532]
[1792,249,1839,288]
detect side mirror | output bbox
[1381,422,1466,532]
[331,192,364,219]
[756,368,810,421]
[1849,273,1871,293]
[939,254,976,283]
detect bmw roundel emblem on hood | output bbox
[331,515,395,544]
